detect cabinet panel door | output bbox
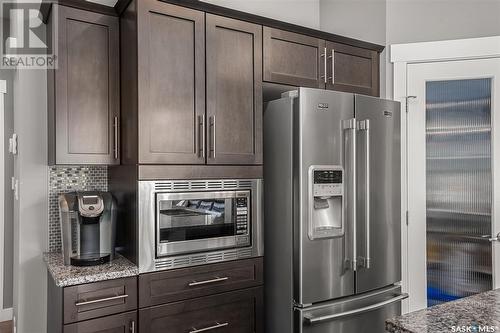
[139,257,263,307]
[63,311,136,333]
[206,14,262,165]
[263,27,326,89]
[139,287,263,333]
[326,41,379,96]
[54,6,119,165]
[63,277,137,324]
[138,0,205,164]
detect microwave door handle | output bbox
[343,118,357,271]
[358,119,371,269]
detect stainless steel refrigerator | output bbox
[264,88,407,333]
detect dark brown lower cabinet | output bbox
[139,287,263,333]
[63,311,137,333]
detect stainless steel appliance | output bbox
[138,179,263,273]
[59,191,117,266]
[264,88,406,333]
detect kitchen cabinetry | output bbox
[263,28,325,89]
[263,27,380,96]
[122,0,263,167]
[139,287,263,333]
[47,275,137,333]
[137,1,205,164]
[48,5,120,165]
[206,15,263,165]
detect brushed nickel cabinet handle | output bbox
[130,320,135,333]
[113,116,118,160]
[209,116,216,159]
[320,47,327,83]
[188,276,229,287]
[75,294,128,307]
[190,322,229,333]
[198,115,206,158]
[331,49,335,84]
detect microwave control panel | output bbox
[235,193,251,246]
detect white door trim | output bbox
[391,36,500,63]
[391,36,500,313]
[0,80,6,318]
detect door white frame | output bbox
[391,36,500,314]
[0,79,11,322]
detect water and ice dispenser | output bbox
[308,166,344,239]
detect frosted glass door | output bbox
[425,79,492,306]
[407,58,500,311]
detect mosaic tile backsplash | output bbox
[48,166,108,252]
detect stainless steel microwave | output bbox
[138,179,263,273]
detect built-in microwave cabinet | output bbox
[48,5,120,165]
[263,27,380,96]
[122,0,263,166]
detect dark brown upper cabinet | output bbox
[136,0,205,164]
[48,5,120,165]
[263,27,380,96]
[206,15,263,165]
[325,41,379,96]
[263,27,325,89]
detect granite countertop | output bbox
[386,289,500,333]
[43,252,139,287]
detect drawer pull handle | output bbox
[75,294,129,307]
[190,322,229,333]
[188,276,229,287]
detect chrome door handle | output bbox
[343,118,357,271]
[304,293,408,324]
[320,47,327,84]
[190,322,229,333]
[188,276,229,287]
[113,116,119,160]
[130,320,135,333]
[330,49,335,84]
[484,233,500,242]
[75,294,128,307]
[199,115,206,158]
[358,119,370,269]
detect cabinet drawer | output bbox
[139,287,263,333]
[139,257,263,307]
[63,310,137,333]
[63,277,137,324]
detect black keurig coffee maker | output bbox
[59,191,117,266]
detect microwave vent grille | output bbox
[154,259,173,270]
[238,248,252,258]
[207,252,225,263]
[154,180,253,191]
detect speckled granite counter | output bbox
[386,289,500,333]
[43,252,138,287]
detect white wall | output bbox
[12,67,48,333]
[201,0,321,29]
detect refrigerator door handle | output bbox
[343,118,357,271]
[358,119,371,269]
[303,293,408,325]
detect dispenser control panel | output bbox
[313,169,343,197]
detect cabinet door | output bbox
[52,6,119,165]
[63,311,136,333]
[139,287,263,333]
[137,0,205,164]
[326,41,379,96]
[263,27,326,89]
[206,15,262,165]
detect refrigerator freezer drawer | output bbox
[295,285,406,333]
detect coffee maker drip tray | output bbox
[70,253,111,266]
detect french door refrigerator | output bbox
[264,88,407,333]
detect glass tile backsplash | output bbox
[48,166,108,252]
